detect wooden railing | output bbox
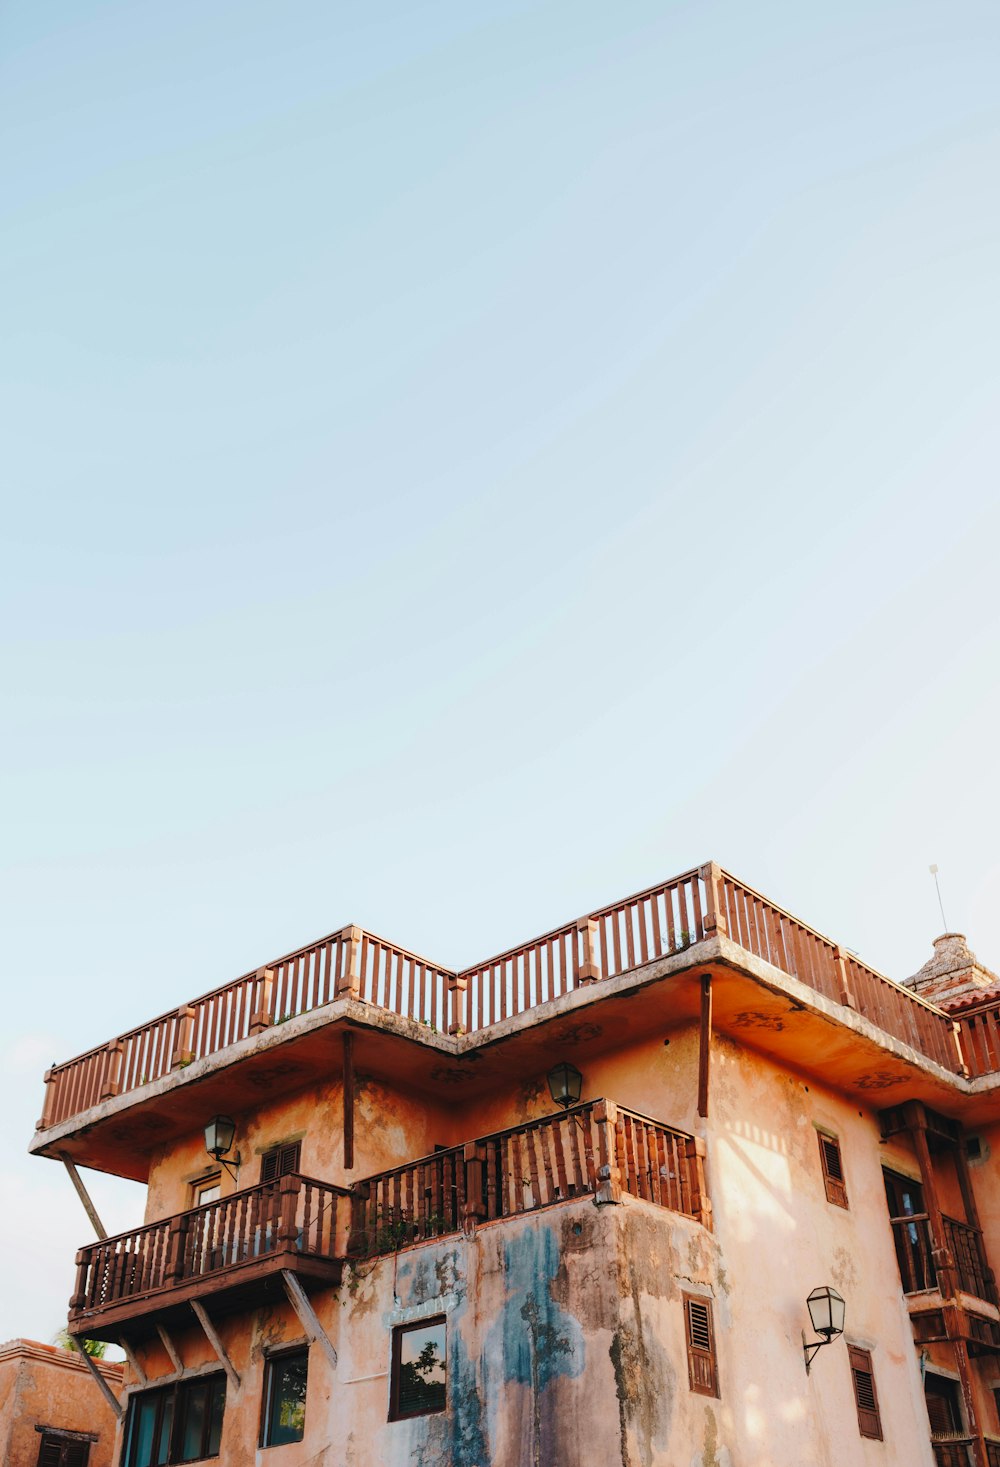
[348,1100,708,1257]
[41,862,1000,1133]
[70,1175,347,1320]
[889,1212,995,1305]
[932,1441,974,1467]
[945,1216,996,1304]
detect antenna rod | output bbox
[929,865,949,932]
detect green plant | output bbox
[54,1329,107,1360]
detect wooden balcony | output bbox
[68,1103,706,1342]
[37,863,996,1141]
[890,1214,997,1306]
[69,1174,348,1344]
[347,1099,709,1256]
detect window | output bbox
[122,1376,226,1466]
[848,1346,883,1440]
[818,1133,849,1208]
[390,1318,447,1420]
[36,1432,93,1467]
[261,1141,301,1183]
[261,1349,308,1447]
[683,1295,719,1398]
[925,1374,962,1435]
[192,1176,221,1207]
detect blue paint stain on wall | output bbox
[496,1224,585,1389]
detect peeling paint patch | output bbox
[499,1227,585,1390]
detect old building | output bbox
[0,1338,124,1466]
[26,863,1000,1466]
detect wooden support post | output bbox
[337,927,362,1001]
[60,1153,108,1240]
[953,1132,997,1302]
[593,1100,621,1205]
[77,1346,123,1421]
[832,947,856,1010]
[171,1005,196,1068]
[190,1301,240,1392]
[117,1336,147,1386]
[70,1248,91,1312]
[155,1323,183,1375]
[699,863,728,938]
[249,968,275,1035]
[278,1175,302,1249]
[347,1181,370,1256]
[165,1216,191,1284]
[577,918,602,985]
[684,1136,712,1232]
[463,1142,486,1223]
[448,973,468,1035]
[282,1269,338,1373]
[953,1020,971,1079]
[951,1335,985,1467]
[100,1040,125,1101]
[698,975,712,1120]
[905,1102,959,1300]
[36,1067,57,1131]
[342,1031,355,1172]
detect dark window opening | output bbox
[261,1348,308,1447]
[683,1295,719,1398]
[123,1376,225,1466]
[926,1374,962,1436]
[390,1318,447,1420]
[884,1169,934,1294]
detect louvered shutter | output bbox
[261,1141,301,1183]
[683,1295,719,1397]
[819,1134,849,1209]
[848,1345,883,1440]
[36,1439,63,1467]
[64,1443,91,1467]
[925,1389,955,1435]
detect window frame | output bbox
[389,1316,448,1422]
[260,1346,309,1448]
[817,1131,849,1209]
[682,1294,719,1398]
[848,1344,883,1441]
[122,1373,226,1466]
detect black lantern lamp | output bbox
[547,1062,583,1110]
[204,1115,241,1179]
[803,1286,846,1372]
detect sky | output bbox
[2,0,999,1343]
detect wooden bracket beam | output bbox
[190,1300,240,1392]
[698,974,713,1120]
[155,1323,183,1375]
[343,1031,354,1172]
[116,1336,146,1386]
[77,1346,123,1421]
[282,1270,338,1373]
[59,1152,107,1240]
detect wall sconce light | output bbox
[803,1286,846,1373]
[547,1062,583,1109]
[204,1115,241,1179]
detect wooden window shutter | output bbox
[36,1441,63,1467]
[819,1133,849,1208]
[36,1438,91,1467]
[261,1141,301,1183]
[683,1295,719,1397]
[848,1346,882,1440]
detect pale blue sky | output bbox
[2,0,999,1339]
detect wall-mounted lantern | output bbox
[204,1114,241,1179]
[803,1286,846,1373]
[547,1062,583,1109]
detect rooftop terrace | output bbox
[33,863,1000,1144]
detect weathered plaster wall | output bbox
[0,1342,123,1467]
[145,1074,457,1222]
[113,1028,946,1467]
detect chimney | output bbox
[904,933,1000,1007]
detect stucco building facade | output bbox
[26,863,1000,1465]
[0,1339,124,1466]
